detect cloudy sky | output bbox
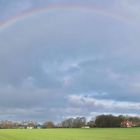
[0,0,140,122]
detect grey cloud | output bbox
[0,1,140,121]
[68,94,140,112]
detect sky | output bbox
[0,0,140,122]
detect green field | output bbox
[0,128,139,140]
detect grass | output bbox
[0,128,139,140]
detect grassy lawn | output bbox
[0,128,139,140]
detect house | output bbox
[81,126,90,128]
[27,126,34,129]
[37,124,42,129]
[121,120,133,128]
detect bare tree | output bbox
[43,121,55,128]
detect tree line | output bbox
[0,114,140,129]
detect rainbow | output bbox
[0,3,129,31]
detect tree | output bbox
[95,115,123,127]
[43,121,55,128]
[0,121,14,129]
[61,117,86,128]
[73,117,86,128]
[61,118,74,128]
[87,118,95,128]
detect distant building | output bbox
[121,120,133,128]
[81,126,90,128]
[37,124,42,129]
[27,126,34,129]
